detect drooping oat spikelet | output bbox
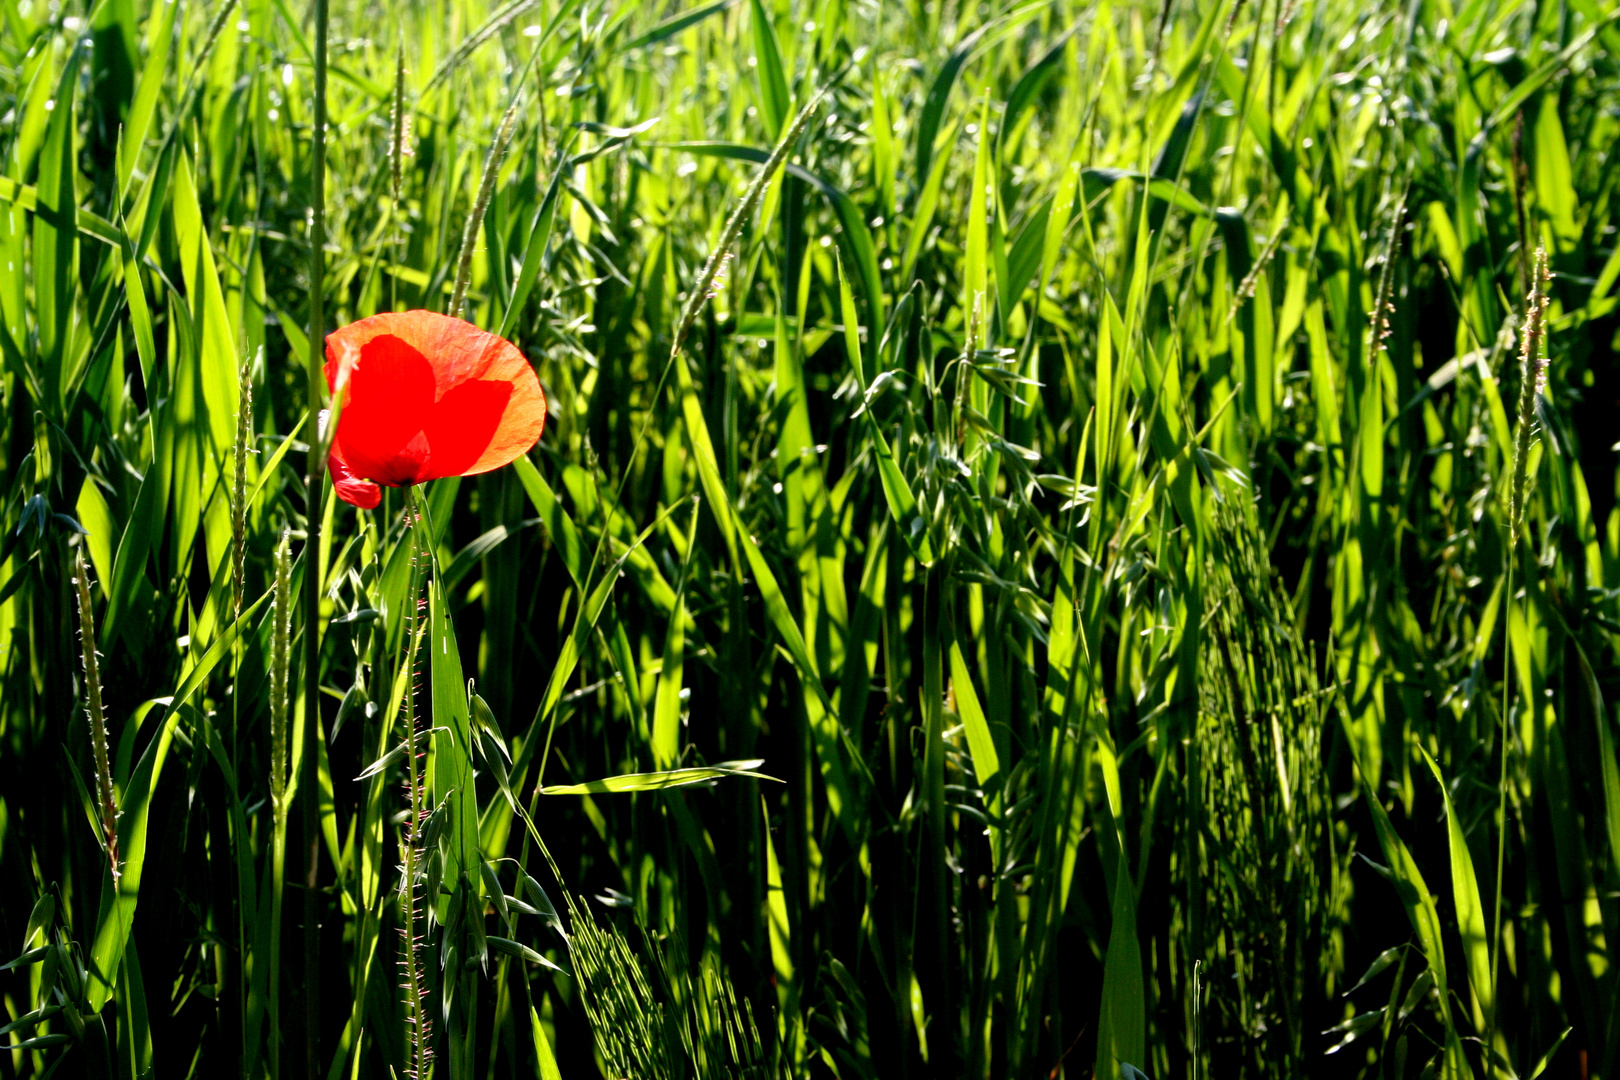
[1508,245,1552,535]
[270,529,292,819]
[73,548,119,883]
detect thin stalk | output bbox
[230,351,255,1070]
[302,0,331,1070]
[1488,247,1550,1072]
[268,531,293,1079]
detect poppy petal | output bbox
[420,378,515,479]
[327,437,382,509]
[452,366,545,478]
[330,332,436,487]
[324,310,547,489]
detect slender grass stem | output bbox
[1488,246,1549,1075]
[269,531,293,1078]
[302,0,331,1071]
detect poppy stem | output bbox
[398,485,433,1080]
[302,0,330,1069]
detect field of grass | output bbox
[2,0,1620,1076]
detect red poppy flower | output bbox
[322,311,547,509]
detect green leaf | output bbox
[0,944,51,971]
[488,935,566,973]
[1527,1027,1573,1080]
[621,0,734,51]
[1343,944,1406,996]
[964,94,991,335]
[513,454,586,588]
[0,1004,61,1036]
[1356,772,1469,1079]
[1094,850,1145,1080]
[1418,749,1492,1031]
[498,164,565,339]
[948,640,1000,792]
[900,117,957,285]
[762,794,797,1041]
[167,592,272,718]
[650,519,694,769]
[33,47,79,411]
[749,0,790,140]
[429,576,480,893]
[86,707,183,1010]
[914,22,990,190]
[531,1004,564,1080]
[117,0,181,198]
[540,762,778,794]
[1002,24,1076,150]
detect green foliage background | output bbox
[1,0,1619,1076]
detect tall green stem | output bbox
[302,0,330,1071]
[1488,246,1548,1075]
[269,532,293,1078]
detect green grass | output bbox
[2,0,1619,1077]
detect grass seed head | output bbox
[73,547,119,884]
